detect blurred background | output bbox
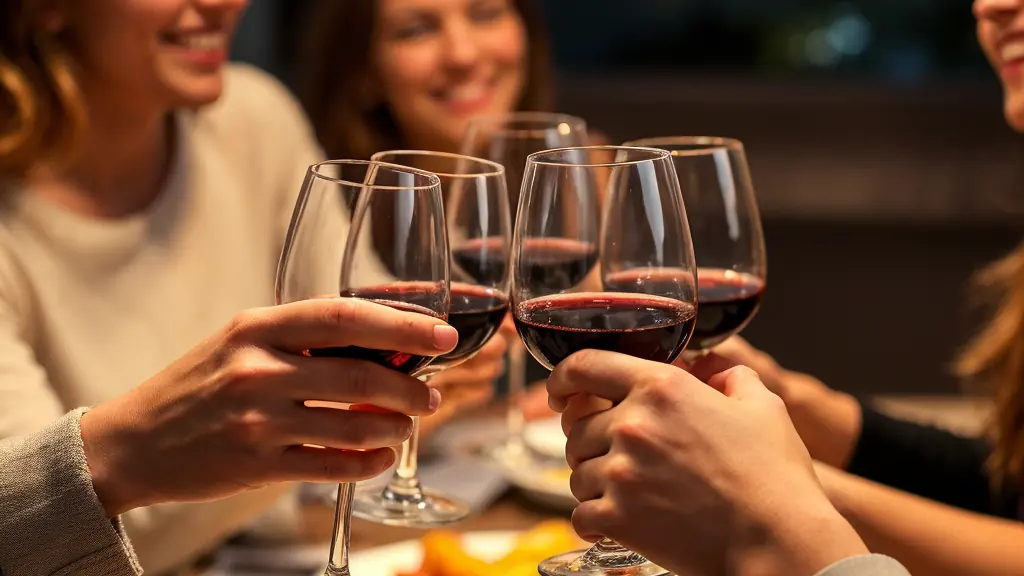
[234,0,1022,396]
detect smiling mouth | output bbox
[431,78,499,113]
[160,29,228,51]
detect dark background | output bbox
[233,0,1022,395]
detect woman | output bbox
[301,0,552,162]
[0,297,453,576]
[0,0,503,573]
[688,1,1024,573]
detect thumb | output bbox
[705,366,767,400]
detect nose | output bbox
[442,18,480,69]
[975,0,1023,19]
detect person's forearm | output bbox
[824,464,1024,576]
[780,372,862,468]
[730,495,870,576]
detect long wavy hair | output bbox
[957,242,1024,490]
[0,0,86,178]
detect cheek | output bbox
[977,22,1000,67]
[487,22,528,72]
[378,45,442,109]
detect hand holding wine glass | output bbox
[512,145,696,576]
[548,353,870,576]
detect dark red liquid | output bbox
[434,283,508,369]
[691,269,765,351]
[308,285,445,375]
[514,293,696,370]
[518,238,597,290]
[452,237,508,286]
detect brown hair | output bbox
[957,242,1024,489]
[0,0,86,178]
[300,0,554,161]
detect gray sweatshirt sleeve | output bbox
[814,554,911,576]
[0,408,142,576]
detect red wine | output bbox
[308,284,445,375]
[518,238,597,290]
[452,237,508,286]
[434,283,508,369]
[514,292,696,370]
[691,269,765,351]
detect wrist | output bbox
[80,402,146,517]
[731,491,868,576]
[778,373,862,468]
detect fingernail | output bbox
[429,388,442,412]
[433,325,459,351]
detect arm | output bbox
[0,410,141,576]
[846,402,1016,517]
[820,463,1024,576]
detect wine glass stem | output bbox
[325,483,355,576]
[380,374,431,505]
[506,340,527,452]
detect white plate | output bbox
[523,417,566,459]
[348,530,519,575]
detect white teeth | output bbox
[177,32,225,50]
[1002,41,1024,63]
[445,83,487,103]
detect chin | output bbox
[1005,97,1024,134]
[166,74,225,108]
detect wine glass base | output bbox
[324,565,351,576]
[538,550,669,576]
[351,486,471,528]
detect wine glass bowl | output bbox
[624,136,767,352]
[511,145,696,576]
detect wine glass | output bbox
[625,137,767,352]
[461,111,588,463]
[275,160,449,575]
[512,146,697,576]
[351,150,512,527]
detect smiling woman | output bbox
[301,0,553,161]
[0,0,362,575]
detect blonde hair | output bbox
[956,242,1024,490]
[0,0,86,178]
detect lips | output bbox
[431,78,498,115]
[159,29,229,66]
[1002,39,1024,65]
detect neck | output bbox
[33,88,172,219]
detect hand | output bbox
[419,332,507,439]
[683,338,863,468]
[80,298,459,518]
[549,351,868,576]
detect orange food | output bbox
[399,521,581,576]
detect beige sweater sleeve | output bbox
[0,409,142,576]
[814,554,911,576]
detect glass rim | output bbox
[465,111,588,136]
[309,159,441,190]
[624,136,745,156]
[526,145,671,168]
[370,149,506,179]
